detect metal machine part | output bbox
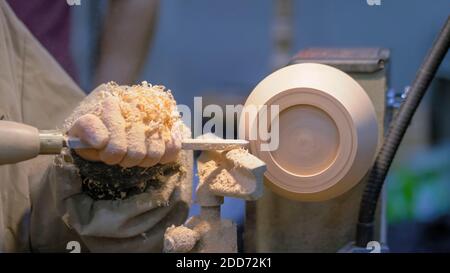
[163,134,266,253]
[243,48,389,252]
[385,86,410,129]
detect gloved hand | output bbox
[66,82,182,167]
[46,152,192,252]
[37,82,193,252]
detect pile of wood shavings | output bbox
[198,149,256,196]
[72,152,182,200]
[98,81,181,138]
[85,81,181,140]
[66,81,185,200]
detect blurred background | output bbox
[10,0,450,252]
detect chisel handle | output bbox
[0,120,65,165]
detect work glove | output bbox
[66,82,183,167]
[42,83,193,252]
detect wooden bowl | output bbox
[239,63,378,201]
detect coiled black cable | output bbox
[355,16,450,247]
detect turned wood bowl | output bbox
[239,63,378,201]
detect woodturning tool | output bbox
[0,120,248,165]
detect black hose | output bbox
[355,16,450,247]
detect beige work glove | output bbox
[48,83,192,252]
[66,82,183,167]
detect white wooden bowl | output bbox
[239,63,378,201]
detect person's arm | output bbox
[0,0,190,252]
[94,0,159,86]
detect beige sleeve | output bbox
[0,1,192,252]
[0,1,84,252]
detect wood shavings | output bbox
[164,225,200,253]
[64,81,181,140]
[99,81,180,137]
[72,152,182,200]
[197,149,256,198]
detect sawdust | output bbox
[184,209,237,253]
[68,114,109,148]
[164,225,200,253]
[197,149,256,197]
[209,169,256,195]
[64,81,181,141]
[62,81,190,200]
[72,152,182,200]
